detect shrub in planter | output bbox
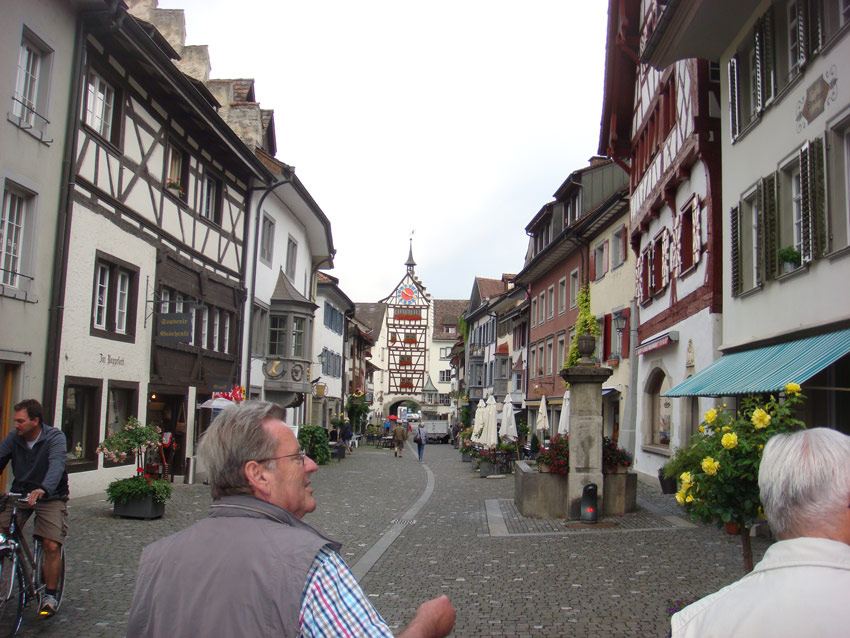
[298,425,331,465]
[106,471,173,505]
[602,436,632,472]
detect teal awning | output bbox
[664,328,850,397]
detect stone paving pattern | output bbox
[11,442,770,637]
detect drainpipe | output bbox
[43,14,87,421]
[244,172,294,393]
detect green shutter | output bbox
[753,23,764,114]
[800,142,813,263]
[763,172,779,280]
[728,56,740,141]
[755,178,766,286]
[797,0,809,68]
[809,136,826,258]
[761,6,776,105]
[731,205,742,297]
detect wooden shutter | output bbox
[692,196,702,266]
[590,248,596,281]
[755,178,766,286]
[753,23,764,114]
[636,253,644,302]
[671,214,682,278]
[808,136,826,259]
[730,205,742,296]
[728,56,740,140]
[760,6,776,105]
[799,142,814,263]
[603,314,612,360]
[805,0,823,54]
[763,172,779,279]
[797,0,808,68]
[621,308,630,358]
[621,224,628,263]
[661,230,670,289]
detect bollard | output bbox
[580,483,598,523]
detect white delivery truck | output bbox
[422,420,451,444]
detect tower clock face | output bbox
[396,285,418,305]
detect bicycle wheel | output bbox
[0,552,23,638]
[34,540,65,610]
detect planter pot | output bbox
[537,462,550,473]
[461,451,472,462]
[479,460,497,478]
[782,261,796,274]
[725,522,742,535]
[658,473,678,494]
[113,494,165,519]
[605,465,629,474]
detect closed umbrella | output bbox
[535,394,550,443]
[199,397,235,410]
[471,399,486,443]
[480,395,499,449]
[500,401,518,443]
[557,389,570,436]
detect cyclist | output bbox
[0,399,69,617]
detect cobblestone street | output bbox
[14,442,769,637]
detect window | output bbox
[439,394,451,406]
[269,315,287,355]
[557,333,566,371]
[223,313,231,353]
[260,214,274,265]
[202,173,222,224]
[646,369,672,447]
[675,197,701,276]
[546,337,554,376]
[160,288,171,314]
[529,347,536,381]
[547,285,554,319]
[252,305,268,354]
[1,186,31,289]
[174,293,184,313]
[513,370,522,392]
[13,30,53,138]
[538,293,545,324]
[285,236,297,280]
[292,317,305,358]
[211,308,220,351]
[440,347,451,359]
[324,302,344,335]
[166,143,188,201]
[732,187,762,294]
[61,378,101,472]
[558,277,567,314]
[444,325,456,334]
[104,383,137,466]
[189,299,197,346]
[595,319,604,362]
[537,343,544,378]
[83,68,119,144]
[592,240,609,280]
[530,297,537,327]
[779,159,804,256]
[611,225,627,269]
[200,306,209,348]
[569,269,580,308]
[440,370,451,383]
[90,252,138,340]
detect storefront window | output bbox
[105,384,137,467]
[61,380,101,471]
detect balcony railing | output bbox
[8,96,52,143]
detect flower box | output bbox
[479,460,498,478]
[113,494,165,520]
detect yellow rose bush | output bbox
[673,386,806,536]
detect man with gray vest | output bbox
[127,401,455,637]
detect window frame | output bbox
[12,29,54,141]
[547,284,555,320]
[90,251,139,342]
[1,184,34,291]
[285,236,298,280]
[260,213,275,266]
[201,170,223,225]
[558,277,567,314]
[569,268,580,309]
[82,65,121,147]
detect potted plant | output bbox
[672,384,806,572]
[298,425,331,465]
[602,436,632,473]
[777,245,802,273]
[97,417,173,519]
[478,448,498,478]
[536,434,569,474]
[165,179,184,196]
[562,285,601,371]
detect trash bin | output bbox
[580,483,598,523]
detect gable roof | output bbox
[433,299,467,340]
[354,303,386,337]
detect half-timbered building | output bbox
[642,0,850,433]
[49,4,273,494]
[599,0,724,479]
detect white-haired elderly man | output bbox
[672,427,850,637]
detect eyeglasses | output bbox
[256,450,307,465]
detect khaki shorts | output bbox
[0,498,68,545]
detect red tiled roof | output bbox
[476,277,505,301]
[495,343,509,354]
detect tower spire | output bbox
[405,235,416,273]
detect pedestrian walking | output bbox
[393,421,407,458]
[414,423,427,461]
[342,421,353,454]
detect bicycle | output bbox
[0,493,66,637]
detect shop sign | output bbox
[636,331,679,356]
[156,313,192,343]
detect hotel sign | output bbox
[636,331,679,356]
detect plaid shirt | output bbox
[300,547,393,637]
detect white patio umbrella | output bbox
[480,395,500,449]
[535,394,550,443]
[557,389,570,436]
[199,397,235,410]
[471,399,487,443]
[500,401,518,443]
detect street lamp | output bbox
[613,312,628,357]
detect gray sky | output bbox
[161,0,609,302]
